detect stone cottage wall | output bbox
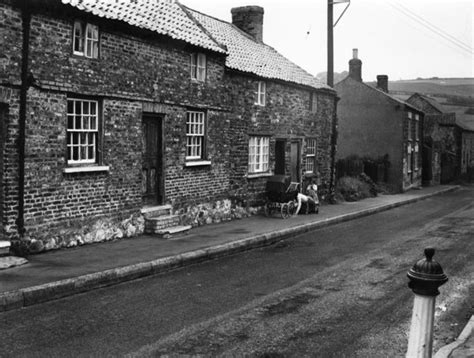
[1,1,337,252]
[227,73,336,205]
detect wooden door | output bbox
[290,141,300,183]
[142,114,163,205]
[274,139,286,175]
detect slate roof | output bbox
[186,7,331,90]
[60,0,226,54]
[336,77,422,113]
[410,93,446,114]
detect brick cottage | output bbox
[0,0,338,253]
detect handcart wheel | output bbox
[287,201,297,217]
[264,203,271,217]
[280,203,289,219]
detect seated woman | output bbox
[294,182,318,215]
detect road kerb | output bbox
[0,186,459,312]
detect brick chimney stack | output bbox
[348,48,362,82]
[377,75,389,93]
[231,6,264,42]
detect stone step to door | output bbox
[144,215,181,233]
[151,225,192,239]
[0,240,11,256]
[140,204,172,219]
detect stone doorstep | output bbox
[151,225,192,239]
[140,205,172,219]
[145,215,180,230]
[145,214,180,223]
[0,241,11,256]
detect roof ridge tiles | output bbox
[186,7,331,90]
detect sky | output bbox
[180,0,474,81]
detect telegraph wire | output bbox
[395,2,472,51]
[386,1,473,56]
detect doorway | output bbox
[274,139,286,175]
[142,113,164,205]
[290,140,301,183]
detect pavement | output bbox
[0,184,472,357]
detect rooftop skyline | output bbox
[180,0,474,82]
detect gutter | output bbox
[16,0,31,237]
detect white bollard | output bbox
[406,248,448,358]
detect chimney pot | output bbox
[348,48,362,82]
[231,6,264,42]
[352,48,358,59]
[377,75,389,93]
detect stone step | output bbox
[144,215,181,232]
[151,225,192,239]
[141,205,172,219]
[0,240,11,256]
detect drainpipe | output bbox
[17,0,31,238]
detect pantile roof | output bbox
[60,0,226,53]
[186,7,331,90]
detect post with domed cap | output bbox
[406,248,448,358]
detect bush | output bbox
[336,176,373,202]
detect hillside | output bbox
[366,78,474,105]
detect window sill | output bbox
[63,165,110,174]
[247,172,273,179]
[185,160,211,167]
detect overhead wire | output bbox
[386,1,474,56]
[395,2,472,52]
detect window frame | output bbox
[407,111,413,142]
[73,20,99,59]
[310,92,318,113]
[190,53,207,82]
[414,113,420,141]
[255,81,266,106]
[186,110,207,161]
[414,114,420,171]
[407,143,412,174]
[248,136,270,174]
[66,98,102,166]
[305,138,317,173]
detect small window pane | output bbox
[75,115,81,130]
[75,101,81,115]
[67,115,74,129]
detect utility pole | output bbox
[327,0,350,87]
[327,0,334,87]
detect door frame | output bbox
[142,113,165,205]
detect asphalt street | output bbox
[1,187,473,357]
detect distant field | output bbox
[384,78,474,97]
